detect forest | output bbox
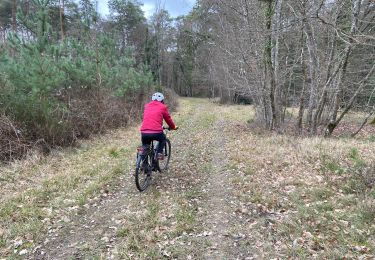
[0,0,374,258]
[0,0,178,161]
[1,0,374,161]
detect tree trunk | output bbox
[297,32,307,133]
[303,19,320,132]
[273,0,283,123]
[12,0,17,33]
[326,64,375,136]
[311,31,337,133]
[59,0,65,40]
[325,0,362,136]
[351,108,374,137]
[264,0,277,130]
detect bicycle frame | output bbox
[137,143,157,170]
[135,126,173,191]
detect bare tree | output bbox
[170,0,375,135]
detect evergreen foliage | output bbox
[0,0,162,160]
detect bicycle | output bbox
[135,127,173,192]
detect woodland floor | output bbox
[0,98,374,259]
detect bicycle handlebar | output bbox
[163,126,178,131]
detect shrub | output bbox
[0,1,178,161]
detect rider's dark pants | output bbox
[141,132,166,154]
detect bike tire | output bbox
[157,138,171,172]
[135,153,152,192]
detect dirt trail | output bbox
[203,119,232,259]
[24,99,252,259]
[4,98,372,259]
[34,177,134,259]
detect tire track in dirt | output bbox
[200,117,256,259]
[32,168,143,259]
[27,98,255,259]
[17,98,375,259]
[30,98,207,259]
[203,119,232,259]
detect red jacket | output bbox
[140,101,176,133]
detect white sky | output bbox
[96,0,196,19]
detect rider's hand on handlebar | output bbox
[173,126,179,130]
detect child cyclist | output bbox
[140,92,178,160]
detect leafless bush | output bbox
[163,88,179,112]
[0,87,179,162]
[0,115,30,161]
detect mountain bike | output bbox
[135,127,172,192]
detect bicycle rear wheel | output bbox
[157,138,171,172]
[135,153,152,191]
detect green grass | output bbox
[310,187,334,200]
[342,178,367,194]
[358,201,375,225]
[144,248,160,258]
[116,228,130,238]
[172,182,202,235]
[109,147,120,158]
[278,172,374,257]
[146,200,160,229]
[349,147,366,167]
[0,238,5,248]
[321,155,345,174]
[1,98,374,259]
[183,189,202,200]
[0,140,135,257]
[370,189,375,199]
[126,233,142,252]
[289,246,309,259]
[337,195,357,207]
[201,113,216,127]
[235,143,375,258]
[315,202,334,212]
[175,204,196,234]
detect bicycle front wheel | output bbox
[157,138,171,172]
[135,154,152,192]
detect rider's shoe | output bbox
[157,153,165,160]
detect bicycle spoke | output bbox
[135,154,152,191]
[157,139,171,172]
[135,134,173,190]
